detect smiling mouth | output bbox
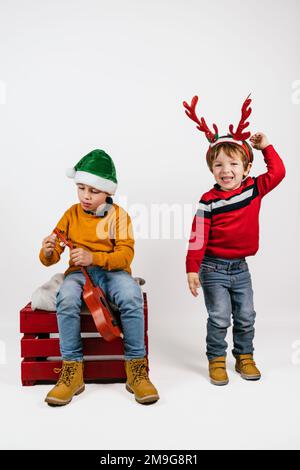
[221,177,234,182]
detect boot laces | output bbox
[130,360,149,385]
[54,363,77,387]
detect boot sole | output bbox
[45,384,85,406]
[210,378,229,386]
[126,383,159,404]
[235,368,261,381]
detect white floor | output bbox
[1,311,300,450]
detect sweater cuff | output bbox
[262,144,274,156]
[39,249,56,266]
[186,259,200,274]
[92,252,105,268]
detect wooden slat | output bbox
[20,295,148,334]
[20,311,96,334]
[21,359,126,384]
[21,336,124,357]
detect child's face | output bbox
[211,150,251,191]
[76,183,109,211]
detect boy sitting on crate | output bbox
[39,149,159,406]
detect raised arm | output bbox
[250,132,286,198]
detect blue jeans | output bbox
[56,267,145,361]
[199,255,256,360]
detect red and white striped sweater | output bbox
[186,145,286,273]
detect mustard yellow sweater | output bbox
[39,203,135,276]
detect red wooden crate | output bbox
[20,293,149,385]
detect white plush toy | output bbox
[31,273,64,311]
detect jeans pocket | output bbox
[200,263,216,273]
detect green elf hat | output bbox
[66,149,118,195]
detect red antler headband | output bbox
[183,94,252,160]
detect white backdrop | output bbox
[0,0,299,450]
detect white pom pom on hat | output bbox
[66,167,76,178]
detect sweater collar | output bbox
[212,176,251,195]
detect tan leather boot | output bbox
[235,354,261,380]
[125,358,159,404]
[209,356,229,386]
[45,361,85,406]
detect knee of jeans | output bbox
[233,307,256,323]
[116,285,143,310]
[208,312,231,329]
[234,313,256,328]
[56,286,81,309]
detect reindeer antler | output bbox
[229,94,252,141]
[183,96,218,143]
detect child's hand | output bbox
[70,248,93,266]
[187,272,201,297]
[250,132,270,150]
[42,233,57,258]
